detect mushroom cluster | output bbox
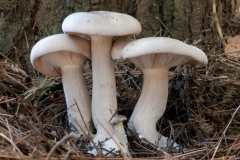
[30,11,208,156]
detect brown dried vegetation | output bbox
[0,1,240,160]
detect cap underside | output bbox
[122,37,208,66]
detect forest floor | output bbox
[0,15,240,160]
[0,42,239,160]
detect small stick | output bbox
[226,134,240,156]
[211,105,240,159]
[104,119,132,160]
[73,99,104,158]
[3,73,29,90]
[0,12,11,27]
[0,133,25,159]
[96,119,126,158]
[5,118,14,151]
[133,141,160,155]
[23,30,29,50]
[64,149,76,160]
[212,0,226,47]
[0,51,15,64]
[157,148,175,160]
[73,99,91,140]
[19,115,54,154]
[46,133,75,160]
[73,119,104,158]
[0,98,16,104]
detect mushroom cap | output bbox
[122,37,208,69]
[31,34,91,76]
[111,37,134,60]
[62,11,141,37]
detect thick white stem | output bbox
[128,68,169,147]
[91,36,127,150]
[61,65,91,136]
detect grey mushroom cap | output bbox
[62,11,141,37]
[122,37,208,69]
[30,34,90,76]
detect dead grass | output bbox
[0,11,240,160]
[0,47,239,159]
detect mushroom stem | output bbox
[128,67,169,147]
[91,36,127,148]
[61,65,91,135]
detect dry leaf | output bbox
[225,35,240,61]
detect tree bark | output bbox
[0,0,233,73]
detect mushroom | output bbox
[120,37,208,148]
[111,37,134,60]
[62,11,141,152]
[30,34,92,137]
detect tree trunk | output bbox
[0,0,233,74]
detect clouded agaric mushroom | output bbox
[111,37,134,60]
[30,34,92,137]
[62,11,141,152]
[122,37,208,148]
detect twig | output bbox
[73,99,104,158]
[64,149,76,160]
[158,148,175,160]
[133,141,160,155]
[156,17,176,39]
[212,0,226,47]
[133,137,175,159]
[0,12,11,27]
[0,98,16,104]
[19,115,54,154]
[0,133,25,159]
[46,133,75,160]
[0,52,15,64]
[96,119,126,158]
[3,72,29,90]
[226,134,240,156]
[5,118,14,151]
[23,30,29,50]
[211,105,240,159]
[217,59,240,70]
[104,119,132,160]
[73,98,93,145]
[74,118,104,158]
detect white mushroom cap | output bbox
[111,37,134,60]
[31,34,90,76]
[122,37,208,69]
[62,11,141,37]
